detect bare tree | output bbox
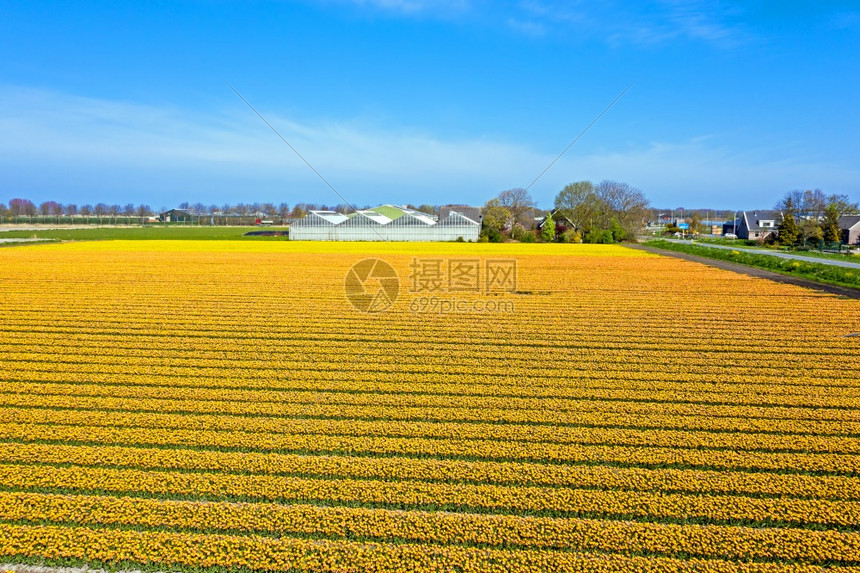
[39,201,62,216]
[595,180,650,238]
[9,198,37,216]
[776,189,828,218]
[261,203,277,216]
[801,189,827,218]
[827,193,860,216]
[775,190,804,213]
[497,188,535,227]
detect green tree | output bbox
[690,212,703,235]
[777,198,800,245]
[823,203,841,243]
[481,226,502,243]
[482,198,511,231]
[541,212,556,242]
[554,180,609,236]
[798,217,822,244]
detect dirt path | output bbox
[625,243,860,300]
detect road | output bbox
[662,239,860,270]
[0,238,58,244]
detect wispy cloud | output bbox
[830,11,860,30]
[0,86,544,204]
[512,0,748,47]
[2,87,857,208]
[505,17,547,37]
[329,0,472,17]
[546,138,860,208]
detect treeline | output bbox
[480,180,649,243]
[3,198,154,218]
[774,190,859,246]
[0,198,444,221]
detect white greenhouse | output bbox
[289,205,481,241]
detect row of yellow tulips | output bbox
[0,491,856,564]
[2,463,858,527]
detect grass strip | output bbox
[645,240,860,290]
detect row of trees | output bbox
[3,198,155,218]
[775,189,857,220]
[2,198,296,219]
[554,180,649,242]
[0,198,446,221]
[775,191,859,245]
[480,180,650,243]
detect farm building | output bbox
[289,205,480,241]
[159,209,194,223]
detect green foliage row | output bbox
[646,240,860,290]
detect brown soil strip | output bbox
[625,244,860,300]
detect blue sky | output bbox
[2,1,858,210]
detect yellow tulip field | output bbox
[1,240,859,572]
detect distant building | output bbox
[289,205,480,241]
[439,205,481,225]
[839,215,860,245]
[159,209,194,223]
[722,210,780,240]
[536,209,575,234]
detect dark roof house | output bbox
[439,205,482,225]
[536,209,575,231]
[725,210,781,240]
[159,209,194,223]
[839,215,860,245]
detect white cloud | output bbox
[1,87,857,209]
